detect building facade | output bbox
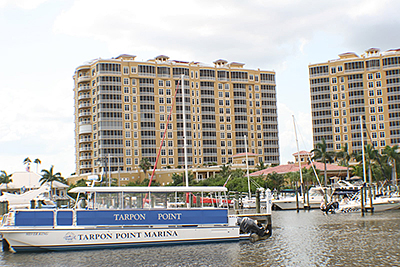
[309,48,400,154]
[74,54,279,178]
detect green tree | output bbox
[170,171,195,186]
[0,170,13,190]
[265,172,285,192]
[335,143,352,179]
[255,161,268,171]
[311,138,335,186]
[40,165,64,198]
[139,158,152,180]
[382,145,400,186]
[34,158,41,173]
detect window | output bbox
[333,94,338,100]
[379,123,384,129]
[124,105,130,111]
[341,85,345,91]
[378,106,383,112]
[380,140,386,147]
[377,98,383,104]
[218,92,223,98]
[158,80,164,87]
[159,98,164,104]
[166,80,171,87]
[159,88,164,95]
[124,96,130,102]
[377,89,382,96]
[168,158,174,165]
[338,66,343,71]
[368,73,373,79]
[225,100,230,106]
[333,102,339,108]
[376,81,381,87]
[166,89,171,95]
[336,144,341,150]
[123,67,129,74]
[124,87,129,94]
[335,135,341,141]
[370,107,375,113]
[371,124,377,130]
[332,77,337,83]
[132,96,136,103]
[376,72,381,79]
[131,67,137,73]
[335,127,340,133]
[379,114,384,121]
[369,90,374,96]
[125,140,131,147]
[334,110,339,116]
[343,118,347,124]
[372,141,378,147]
[331,67,336,74]
[380,132,385,138]
[335,119,340,124]
[343,126,347,132]
[132,87,136,94]
[344,134,348,140]
[342,101,346,108]
[126,158,132,165]
[371,115,376,121]
[218,84,223,90]
[225,84,229,90]
[125,122,131,129]
[125,114,130,120]
[370,99,375,105]
[368,82,374,88]
[340,77,344,83]
[372,132,377,138]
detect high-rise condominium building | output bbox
[309,48,400,154]
[74,55,279,176]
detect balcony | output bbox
[78,76,91,83]
[79,137,92,143]
[78,86,90,92]
[78,111,91,118]
[79,155,92,160]
[78,103,91,109]
[80,164,92,169]
[79,125,92,134]
[79,121,91,126]
[79,146,92,152]
[260,80,275,84]
[78,94,91,100]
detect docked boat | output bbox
[0,186,272,252]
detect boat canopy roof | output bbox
[69,186,228,194]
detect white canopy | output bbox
[69,186,228,194]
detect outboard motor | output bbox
[321,201,339,214]
[237,217,270,241]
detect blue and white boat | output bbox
[0,186,271,252]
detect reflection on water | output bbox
[1,210,400,266]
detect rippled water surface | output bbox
[1,210,400,266]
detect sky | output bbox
[1,0,400,177]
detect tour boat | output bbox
[0,186,272,252]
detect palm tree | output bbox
[40,165,64,198]
[354,144,378,184]
[139,158,152,179]
[335,143,352,180]
[256,161,268,171]
[23,157,31,171]
[0,170,13,190]
[311,138,335,187]
[382,145,400,186]
[34,158,41,173]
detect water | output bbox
[1,210,400,266]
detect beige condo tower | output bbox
[73,55,279,184]
[309,48,400,154]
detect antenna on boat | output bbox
[181,74,189,187]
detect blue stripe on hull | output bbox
[11,237,240,252]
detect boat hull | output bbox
[2,226,240,252]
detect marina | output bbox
[0,209,399,266]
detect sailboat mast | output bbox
[244,135,251,198]
[182,74,189,187]
[293,116,304,185]
[360,116,367,184]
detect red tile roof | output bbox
[249,162,347,176]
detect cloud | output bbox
[0,0,49,9]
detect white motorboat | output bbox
[272,187,325,210]
[0,184,56,209]
[0,186,272,252]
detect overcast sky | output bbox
[1,0,400,177]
